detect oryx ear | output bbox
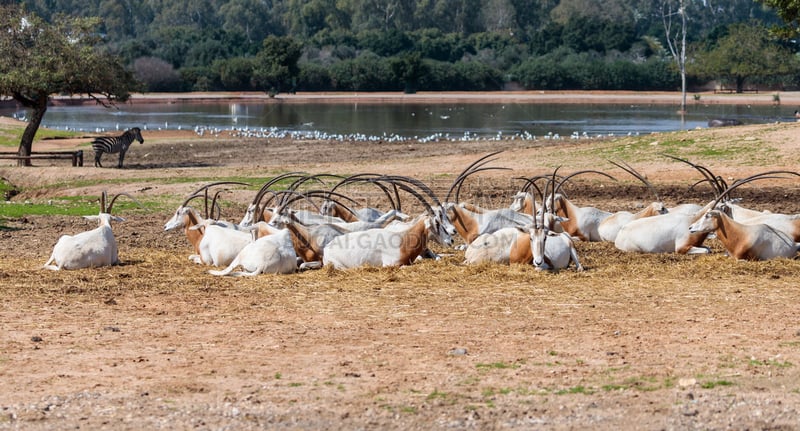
[556,216,569,222]
[111,216,126,223]
[83,215,100,221]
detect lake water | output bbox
[1,101,794,141]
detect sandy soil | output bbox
[1,101,800,430]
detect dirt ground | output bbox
[2,106,800,430]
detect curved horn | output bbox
[609,160,661,202]
[106,192,143,214]
[663,155,725,197]
[180,181,251,210]
[710,170,800,208]
[251,172,308,205]
[330,173,401,211]
[100,191,108,213]
[452,166,512,205]
[304,190,362,219]
[272,190,322,214]
[514,175,554,194]
[444,151,506,203]
[377,175,442,207]
[549,167,560,215]
[210,189,231,220]
[304,189,362,207]
[390,181,435,215]
[555,169,617,193]
[287,173,343,191]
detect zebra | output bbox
[92,127,144,168]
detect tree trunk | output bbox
[15,94,48,167]
[736,77,745,94]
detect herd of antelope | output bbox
[43,152,800,274]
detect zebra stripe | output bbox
[92,127,144,168]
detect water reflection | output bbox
[0,101,793,141]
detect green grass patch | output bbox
[0,196,159,218]
[0,125,85,148]
[748,358,793,368]
[555,385,592,395]
[700,380,734,389]
[425,389,464,406]
[574,130,776,167]
[601,384,628,391]
[481,387,515,398]
[476,361,520,371]
[599,378,664,392]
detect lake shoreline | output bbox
[22,90,800,108]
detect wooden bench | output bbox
[0,150,83,166]
[714,88,759,94]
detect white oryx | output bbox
[322,176,456,269]
[614,201,716,254]
[542,169,617,242]
[164,182,251,263]
[597,161,668,242]
[209,224,297,276]
[530,221,584,271]
[598,201,668,242]
[44,192,136,270]
[465,187,581,271]
[189,220,253,266]
[615,169,800,254]
[442,152,533,244]
[688,210,800,261]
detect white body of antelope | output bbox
[689,210,800,261]
[322,209,455,269]
[545,193,611,242]
[43,213,124,270]
[446,203,532,244]
[464,227,533,265]
[190,221,253,266]
[209,228,297,276]
[598,202,668,242]
[614,202,715,254]
[530,225,584,271]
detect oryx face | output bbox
[688,210,718,234]
[509,192,528,212]
[240,203,258,227]
[164,206,190,231]
[530,226,549,270]
[319,200,336,216]
[430,206,456,247]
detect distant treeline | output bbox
[19,0,796,93]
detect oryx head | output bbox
[427,205,456,247]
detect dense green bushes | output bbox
[512,51,679,91]
[33,0,790,93]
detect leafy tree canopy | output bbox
[0,5,139,164]
[691,23,798,92]
[758,0,800,36]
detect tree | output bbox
[219,0,273,44]
[757,0,800,36]
[692,23,798,92]
[662,0,688,112]
[252,36,303,95]
[0,5,139,166]
[390,52,425,93]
